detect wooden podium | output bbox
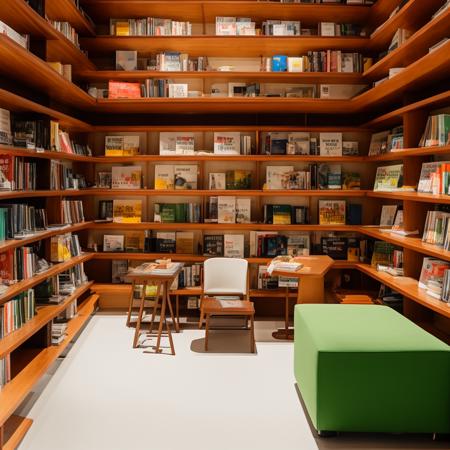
[270,256,334,340]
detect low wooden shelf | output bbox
[2,415,33,450]
[0,282,93,359]
[0,253,93,306]
[0,293,99,428]
[46,0,96,36]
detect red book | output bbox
[0,250,13,282]
[0,154,14,190]
[108,81,141,99]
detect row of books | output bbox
[0,155,36,191]
[422,208,450,250]
[0,20,28,49]
[419,114,450,148]
[61,200,85,224]
[0,288,35,337]
[0,245,38,283]
[0,204,47,240]
[50,161,86,191]
[368,127,404,156]
[50,233,82,263]
[419,257,450,303]
[110,18,192,36]
[48,20,80,48]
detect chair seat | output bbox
[202,297,254,315]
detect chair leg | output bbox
[250,314,256,353]
[198,293,204,329]
[204,314,210,351]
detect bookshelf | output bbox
[0,0,449,446]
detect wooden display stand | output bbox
[126,267,182,356]
[270,256,334,340]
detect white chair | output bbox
[198,257,249,328]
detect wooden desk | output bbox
[270,256,334,340]
[126,266,182,355]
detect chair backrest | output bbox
[203,258,248,295]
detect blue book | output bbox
[271,55,287,72]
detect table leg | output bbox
[149,282,161,334]
[250,314,256,353]
[297,277,324,303]
[154,282,167,354]
[272,288,294,341]
[164,289,175,355]
[166,291,179,333]
[133,281,147,348]
[126,281,135,327]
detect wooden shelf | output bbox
[0,146,94,163]
[356,263,450,318]
[80,35,369,57]
[81,1,372,25]
[363,90,450,129]
[78,70,365,85]
[85,188,369,197]
[0,0,60,39]
[0,282,93,359]
[46,0,96,36]
[2,415,33,450]
[369,145,450,161]
[0,35,96,110]
[0,293,99,428]
[91,223,359,231]
[368,0,444,51]
[0,190,87,200]
[367,191,450,205]
[0,253,93,306]
[368,0,405,28]
[364,7,450,81]
[95,97,355,114]
[0,88,91,132]
[0,222,92,255]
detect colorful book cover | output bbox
[318,200,346,225]
[226,170,252,189]
[108,81,141,99]
[154,165,174,190]
[213,132,241,154]
[111,166,142,189]
[174,165,197,189]
[218,196,236,224]
[113,200,142,223]
[0,155,13,190]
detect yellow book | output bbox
[115,21,130,36]
[124,231,145,251]
[113,199,142,223]
[105,149,124,156]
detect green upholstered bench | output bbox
[294,304,450,435]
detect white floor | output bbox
[17,315,448,450]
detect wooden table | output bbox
[270,256,334,340]
[126,266,182,355]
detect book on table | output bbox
[130,261,183,276]
[267,256,304,275]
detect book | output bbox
[159,132,195,155]
[103,235,125,252]
[0,108,12,145]
[174,165,197,190]
[168,84,188,98]
[235,198,251,223]
[321,237,348,260]
[287,234,310,257]
[0,155,14,190]
[105,135,140,156]
[318,200,346,225]
[267,132,288,155]
[423,209,450,248]
[203,235,224,256]
[272,205,292,225]
[380,205,398,226]
[218,196,236,224]
[154,165,174,190]
[373,164,403,191]
[319,133,342,156]
[111,166,142,189]
[342,141,359,156]
[347,203,362,225]
[213,132,241,154]
[113,200,142,223]
[419,114,450,147]
[371,241,395,268]
[176,231,194,254]
[116,50,137,71]
[98,200,113,220]
[287,132,310,155]
[266,166,294,190]
[225,170,252,190]
[318,163,342,190]
[224,234,244,258]
[418,258,450,298]
[208,173,226,190]
[109,81,141,99]
[155,232,176,253]
[342,172,360,190]
[258,265,278,290]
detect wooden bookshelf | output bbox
[46,0,96,36]
[0,282,93,359]
[367,191,450,205]
[0,253,93,306]
[0,293,99,429]
[2,415,33,450]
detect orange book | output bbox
[108,81,141,99]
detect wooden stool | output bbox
[202,297,256,353]
[127,270,181,355]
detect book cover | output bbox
[269,132,288,155]
[225,170,252,189]
[112,260,128,284]
[320,132,342,156]
[342,141,359,156]
[203,235,224,256]
[287,234,310,257]
[287,132,310,155]
[116,50,137,71]
[105,135,140,156]
[168,84,188,98]
[155,232,176,253]
[124,231,144,252]
[113,200,142,223]
[111,166,142,189]
[380,205,398,226]
[0,108,12,145]
[342,172,361,190]
[373,164,403,191]
[0,155,14,190]
[266,166,294,190]
[175,134,195,154]
[371,241,395,267]
[108,81,141,99]
[209,173,226,190]
[218,196,236,224]
[159,132,194,155]
[236,198,251,223]
[154,165,174,190]
[224,234,244,258]
[103,234,125,252]
[174,165,197,189]
[272,205,292,225]
[321,237,348,260]
[214,132,241,154]
[318,200,346,225]
[176,231,194,254]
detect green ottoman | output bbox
[294,304,450,434]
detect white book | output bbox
[209,173,226,190]
[287,57,304,72]
[218,196,236,224]
[111,166,142,189]
[341,53,354,73]
[319,22,336,36]
[266,166,294,190]
[236,198,251,223]
[320,133,343,156]
[288,132,310,155]
[174,165,197,189]
[216,17,237,36]
[0,108,11,145]
[379,205,398,226]
[214,132,241,154]
[0,20,28,48]
[175,133,195,154]
[154,165,174,190]
[319,84,365,99]
[224,234,244,258]
[168,84,188,98]
[103,234,124,252]
[159,132,194,155]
